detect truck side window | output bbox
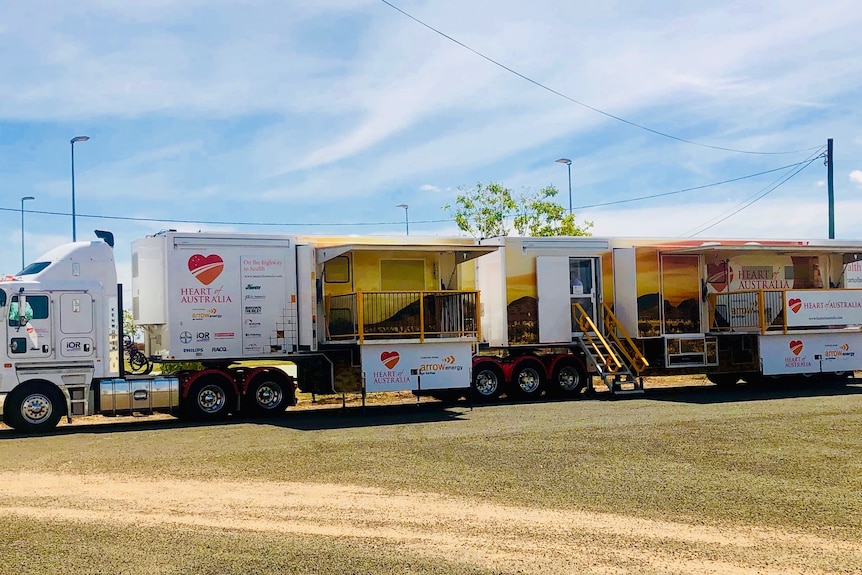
[8,295,48,326]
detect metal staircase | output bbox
[571,303,648,395]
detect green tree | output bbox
[443,182,516,238]
[123,309,141,340]
[513,184,593,237]
[444,182,592,238]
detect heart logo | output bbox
[380,351,400,369]
[788,298,802,313]
[789,340,803,355]
[188,254,224,285]
[706,262,728,292]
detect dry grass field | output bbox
[0,376,860,574]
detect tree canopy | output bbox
[443,182,593,238]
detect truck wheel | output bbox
[510,360,545,400]
[3,382,65,433]
[472,363,504,403]
[244,375,288,418]
[184,378,233,420]
[550,359,586,397]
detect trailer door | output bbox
[537,256,599,343]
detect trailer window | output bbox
[381,260,425,291]
[324,256,351,284]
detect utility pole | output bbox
[827,138,834,239]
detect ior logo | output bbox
[380,351,400,369]
[188,254,224,285]
[788,298,802,313]
[789,340,803,355]
[180,331,193,344]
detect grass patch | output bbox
[0,382,860,538]
[0,516,492,575]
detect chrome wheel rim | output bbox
[557,366,580,392]
[517,367,541,394]
[474,370,499,396]
[255,382,282,410]
[21,393,53,425]
[197,384,226,414]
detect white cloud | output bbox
[850,170,862,188]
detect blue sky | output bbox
[2,0,862,289]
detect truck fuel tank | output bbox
[98,377,180,416]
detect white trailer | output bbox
[0,230,487,432]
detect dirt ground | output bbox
[2,376,860,573]
[0,470,858,575]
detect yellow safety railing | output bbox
[325,290,480,343]
[601,303,649,374]
[572,303,624,374]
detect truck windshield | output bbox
[17,262,50,276]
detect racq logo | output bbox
[245,306,262,314]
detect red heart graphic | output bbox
[788,298,802,313]
[188,254,224,285]
[706,262,728,291]
[380,351,400,369]
[789,340,803,355]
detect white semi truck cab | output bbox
[0,231,191,432]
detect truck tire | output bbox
[472,362,504,403]
[549,359,586,397]
[3,382,65,433]
[244,374,289,418]
[509,360,545,400]
[183,377,234,421]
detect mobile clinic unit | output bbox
[472,236,862,399]
[0,230,492,432]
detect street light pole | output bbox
[20,196,35,269]
[70,135,90,241]
[396,204,409,235]
[556,158,572,215]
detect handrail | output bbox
[572,303,624,373]
[601,303,649,374]
[709,287,862,334]
[325,290,480,342]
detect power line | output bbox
[684,148,826,236]
[5,158,823,230]
[574,159,817,209]
[379,0,822,156]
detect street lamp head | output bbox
[70,136,90,144]
[21,196,35,202]
[556,158,572,165]
[396,204,408,209]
